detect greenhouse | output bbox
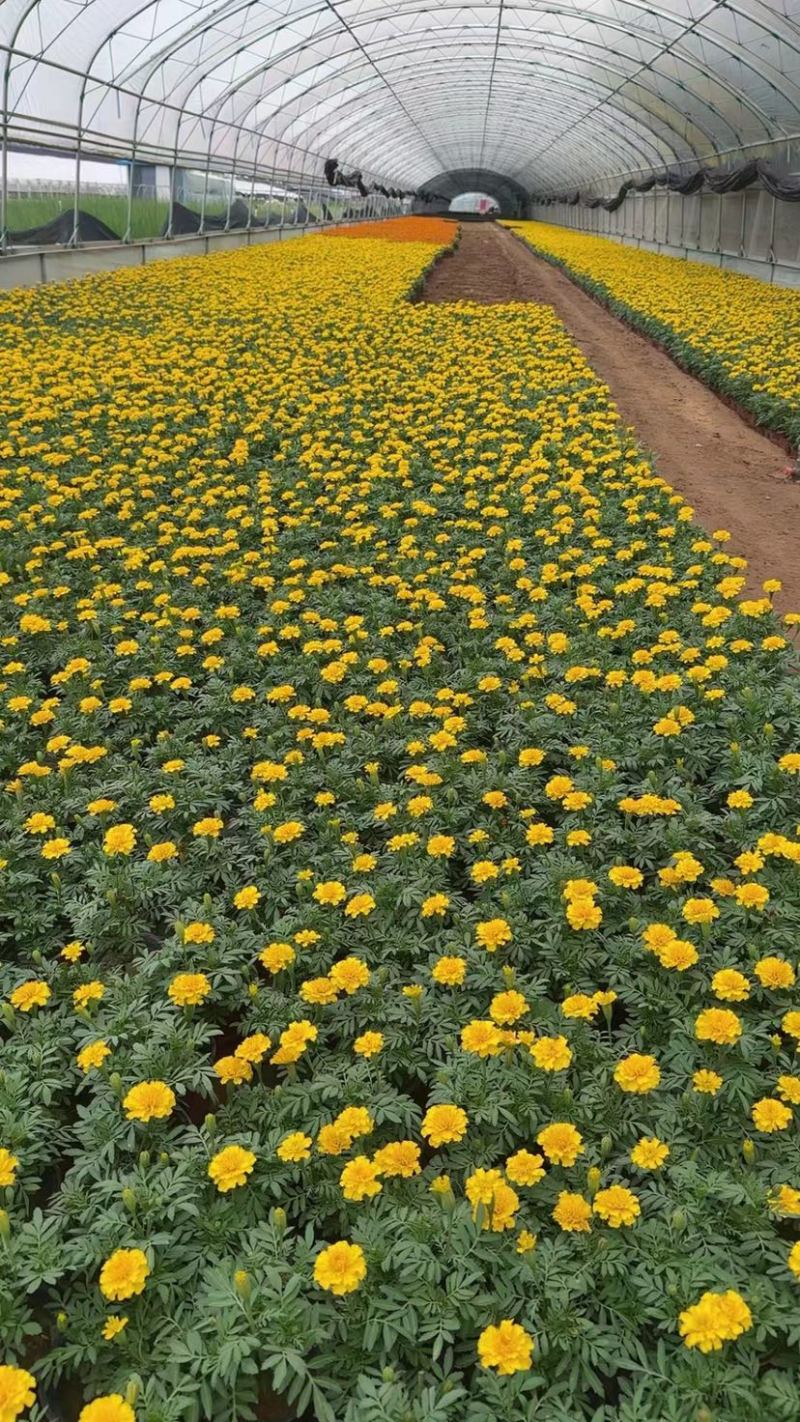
[1,3,800,1422]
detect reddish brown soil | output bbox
[422,225,800,614]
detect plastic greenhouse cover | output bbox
[3,0,800,190]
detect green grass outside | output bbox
[3,191,353,244]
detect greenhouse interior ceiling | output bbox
[3,0,800,196]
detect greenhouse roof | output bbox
[3,0,800,191]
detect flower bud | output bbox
[742,1138,756,1163]
[31,950,43,966]
[272,1206,287,1235]
[108,1072,123,1096]
[601,1132,614,1157]
[587,1166,601,1198]
[159,1151,169,1165]
[125,1379,140,1406]
[56,1311,68,1331]
[502,965,515,987]
[234,1269,251,1300]
[382,1367,396,1383]
[0,1003,15,1029]
[204,1113,217,1135]
[138,1150,150,1170]
[0,1209,9,1239]
[121,1188,137,1212]
[671,1207,687,1233]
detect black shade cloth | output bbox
[535,159,800,211]
[6,208,120,244]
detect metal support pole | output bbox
[739,191,747,257]
[768,193,777,264]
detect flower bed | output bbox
[509,221,800,448]
[0,224,799,1422]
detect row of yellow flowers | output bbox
[0,218,799,1420]
[509,220,800,445]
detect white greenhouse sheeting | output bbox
[2,0,800,194]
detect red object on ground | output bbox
[322,216,458,243]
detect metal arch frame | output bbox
[3,0,800,241]
[112,0,800,195]
[240,30,753,172]
[278,59,695,177]
[72,0,800,175]
[98,0,800,153]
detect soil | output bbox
[421,224,800,614]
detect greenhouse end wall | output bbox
[530,189,800,290]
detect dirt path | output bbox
[422,224,800,613]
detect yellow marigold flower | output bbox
[101,1317,128,1341]
[0,1366,36,1421]
[208,1144,256,1192]
[426,834,455,858]
[475,918,512,951]
[103,823,136,856]
[530,1035,572,1071]
[614,1053,661,1093]
[372,1141,421,1177]
[99,1247,150,1301]
[782,1011,800,1039]
[657,938,699,971]
[344,892,375,918]
[517,1229,537,1254]
[751,1097,792,1132]
[561,993,599,1019]
[273,819,304,843]
[566,896,602,931]
[76,1040,111,1074]
[755,956,795,989]
[682,897,719,925]
[23,811,55,834]
[552,1190,592,1232]
[505,1149,546,1186]
[123,1080,175,1121]
[537,1122,584,1166]
[214,1055,253,1086]
[461,1020,502,1058]
[679,1289,752,1352]
[421,892,449,917]
[147,840,177,862]
[0,1147,19,1187]
[73,981,104,1011]
[695,1008,742,1046]
[353,1031,384,1058]
[526,822,554,846]
[9,980,51,1012]
[192,817,224,838]
[235,1033,271,1063]
[768,1185,800,1217]
[593,1185,640,1227]
[431,955,466,986]
[276,1132,312,1163]
[233,885,261,909]
[299,976,339,1006]
[41,837,71,859]
[735,882,769,910]
[329,957,370,994]
[314,1240,366,1295]
[630,1137,669,1170]
[692,1068,723,1095]
[421,1103,468,1147]
[489,990,527,1025]
[608,865,643,889]
[183,920,215,944]
[711,968,750,1001]
[168,972,211,1008]
[777,1075,800,1105]
[726,789,753,808]
[340,1155,382,1201]
[259,942,295,973]
[789,1242,800,1279]
[477,1319,533,1374]
[149,793,175,812]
